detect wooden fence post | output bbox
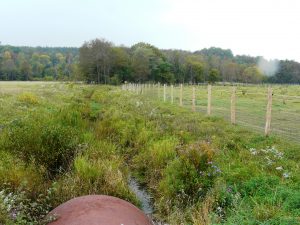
[180,84,183,106]
[192,86,196,112]
[157,83,160,99]
[207,84,212,115]
[264,87,273,136]
[163,84,166,102]
[231,86,236,124]
[171,85,174,104]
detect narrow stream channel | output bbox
[128,177,154,215]
[128,177,168,225]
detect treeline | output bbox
[78,39,300,84]
[1,40,300,84]
[0,45,79,81]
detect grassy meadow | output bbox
[0,82,300,224]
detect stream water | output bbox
[128,177,168,225]
[128,177,154,215]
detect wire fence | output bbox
[122,83,300,144]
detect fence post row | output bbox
[207,84,212,115]
[264,87,273,136]
[124,84,275,138]
[163,84,166,102]
[180,84,183,106]
[171,85,174,104]
[157,83,160,98]
[231,87,236,124]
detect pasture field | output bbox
[144,84,300,143]
[0,82,300,224]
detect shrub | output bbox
[159,142,217,206]
[0,185,57,225]
[3,112,82,178]
[38,123,81,176]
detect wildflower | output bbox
[249,148,257,155]
[283,172,290,178]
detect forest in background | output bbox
[1,39,300,84]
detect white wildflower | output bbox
[283,172,290,178]
[276,166,283,171]
[249,148,257,155]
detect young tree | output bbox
[208,68,220,84]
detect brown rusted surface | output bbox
[47,195,153,225]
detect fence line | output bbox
[121,83,300,144]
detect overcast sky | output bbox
[1,0,300,61]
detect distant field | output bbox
[143,84,300,143]
[0,81,79,124]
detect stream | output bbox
[128,177,168,225]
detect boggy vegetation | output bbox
[0,82,299,224]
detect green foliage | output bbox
[208,68,220,84]
[2,110,82,178]
[0,184,57,225]
[243,66,265,83]
[0,45,78,81]
[2,42,300,83]
[54,153,138,206]
[159,142,218,205]
[133,137,178,184]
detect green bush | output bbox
[3,112,82,178]
[159,142,218,205]
[0,185,57,225]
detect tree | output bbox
[184,55,204,83]
[112,47,131,82]
[165,50,186,83]
[131,47,152,82]
[20,60,32,80]
[79,38,113,83]
[242,66,264,83]
[1,51,17,80]
[220,60,239,82]
[208,68,220,84]
[271,60,300,83]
